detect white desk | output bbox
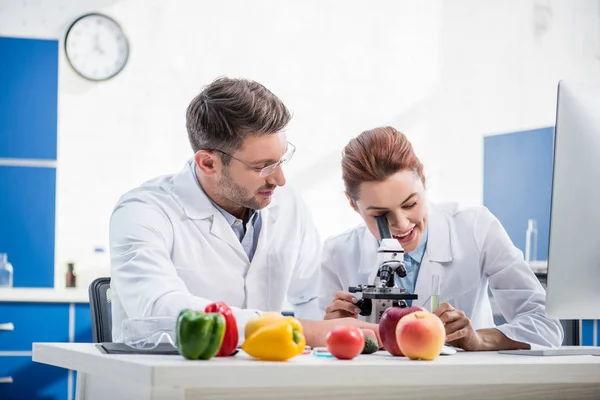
[33,343,600,400]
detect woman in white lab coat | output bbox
[320,126,563,351]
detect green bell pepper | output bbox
[176,308,226,360]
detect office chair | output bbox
[88,277,112,343]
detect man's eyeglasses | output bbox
[210,142,296,177]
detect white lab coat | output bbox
[319,202,564,349]
[109,159,323,343]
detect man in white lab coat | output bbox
[109,77,378,347]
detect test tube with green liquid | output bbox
[431,274,441,311]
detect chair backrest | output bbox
[88,277,112,343]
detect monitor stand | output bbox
[498,346,600,356]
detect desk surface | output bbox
[33,342,600,390]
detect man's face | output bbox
[352,170,428,253]
[217,132,289,210]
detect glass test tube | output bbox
[431,274,441,311]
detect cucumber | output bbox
[362,336,379,354]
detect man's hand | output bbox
[299,317,381,348]
[324,291,361,320]
[433,302,483,351]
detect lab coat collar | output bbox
[170,158,278,221]
[425,202,453,263]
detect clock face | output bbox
[65,13,129,81]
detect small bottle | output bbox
[525,219,538,263]
[0,253,13,288]
[66,262,77,288]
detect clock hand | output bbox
[92,41,105,55]
[92,33,105,55]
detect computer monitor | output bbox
[499,81,600,356]
[546,80,600,321]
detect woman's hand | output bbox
[433,302,531,351]
[433,302,483,351]
[324,291,361,320]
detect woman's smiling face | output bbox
[351,169,428,252]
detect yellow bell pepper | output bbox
[242,314,306,361]
[244,312,286,339]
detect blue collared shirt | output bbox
[191,163,262,261]
[395,225,428,305]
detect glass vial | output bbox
[430,273,441,312]
[0,253,13,288]
[525,219,538,263]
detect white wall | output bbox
[1,0,599,284]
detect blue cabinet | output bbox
[0,355,68,400]
[74,303,93,343]
[483,127,554,260]
[0,35,85,400]
[0,166,56,288]
[581,320,600,347]
[0,301,92,400]
[0,35,59,288]
[0,36,58,160]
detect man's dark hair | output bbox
[186,77,291,163]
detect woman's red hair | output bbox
[342,126,425,200]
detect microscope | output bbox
[349,215,418,323]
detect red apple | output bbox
[379,306,424,356]
[396,311,445,361]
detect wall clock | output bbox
[64,13,129,81]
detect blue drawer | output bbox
[0,355,68,400]
[0,303,69,351]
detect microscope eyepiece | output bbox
[375,215,392,240]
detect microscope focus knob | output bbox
[355,298,372,316]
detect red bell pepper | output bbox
[204,301,238,356]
